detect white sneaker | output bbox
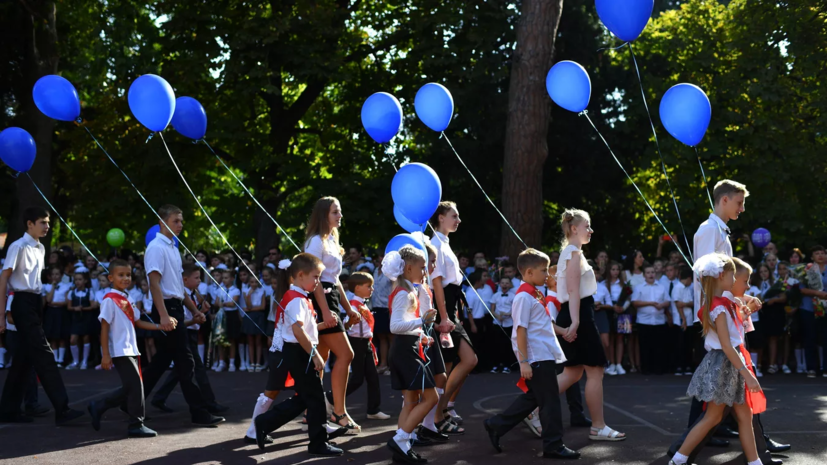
[215,363,225,372]
[781,364,791,374]
[211,362,218,371]
[615,364,626,375]
[367,411,391,420]
[229,363,237,372]
[80,362,88,370]
[66,362,79,370]
[605,364,617,376]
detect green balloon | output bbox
[106,228,125,247]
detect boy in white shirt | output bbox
[631,264,670,375]
[466,270,494,371]
[87,259,174,437]
[669,266,695,375]
[484,249,579,460]
[490,278,516,374]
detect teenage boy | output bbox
[631,264,670,375]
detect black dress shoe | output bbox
[55,408,84,426]
[25,405,51,417]
[0,412,34,423]
[570,416,592,428]
[762,457,783,465]
[715,426,739,438]
[207,403,229,414]
[308,442,343,457]
[88,402,104,431]
[243,434,273,444]
[151,400,174,413]
[327,424,349,440]
[192,413,225,427]
[387,439,419,464]
[766,437,791,453]
[483,419,502,453]
[254,417,269,450]
[127,424,158,438]
[412,433,434,447]
[417,426,449,443]
[542,445,581,459]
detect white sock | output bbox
[58,347,65,363]
[82,343,91,364]
[245,393,274,438]
[747,459,762,465]
[239,344,248,365]
[447,401,455,409]
[71,346,79,365]
[750,352,758,369]
[198,344,205,361]
[671,452,689,464]
[393,429,411,453]
[422,388,442,432]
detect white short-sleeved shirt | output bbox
[245,287,265,311]
[346,295,373,339]
[98,289,141,358]
[594,283,612,307]
[658,276,679,294]
[510,286,566,364]
[704,299,746,351]
[372,267,392,308]
[219,285,241,311]
[632,282,668,325]
[694,214,732,316]
[238,283,250,310]
[141,292,153,314]
[304,235,343,284]
[94,288,111,305]
[491,288,516,327]
[430,231,462,287]
[145,233,185,300]
[624,270,646,291]
[467,284,493,320]
[279,285,319,346]
[3,233,45,293]
[197,282,209,299]
[44,282,71,305]
[390,284,423,336]
[128,287,143,307]
[556,245,597,303]
[670,281,694,324]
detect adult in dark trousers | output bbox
[4,325,50,417]
[150,263,227,414]
[141,205,224,427]
[0,207,83,425]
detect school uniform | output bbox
[388,283,435,391]
[242,287,267,336]
[43,282,71,340]
[340,295,381,414]
[417,283,446,376]
[264,285,276,336]
[631,282,669,374]
[256,285,331,451]
[546,291,587,422]
[669,282,696,373]
[745,285,766,351]
[136,292,154,339]
[593,283,612,335]
[219,284,242,339]
[372,268,392,335]
[490,288,516,370]
[430,231,474,363]
[556,245,605,367]
[304,234,346,335]
[3,293,40,413]
[69,288,94,336]
[467,284,494,369]
[486,283,567,455]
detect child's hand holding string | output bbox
[423,309,437,326]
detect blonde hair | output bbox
[304,196,341,254]
[560,208,590,249]
[732,257,752,277]
[699,254,736,336]
[713,180,749,205]
[396,245,426,295]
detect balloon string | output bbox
[156,132,269,337]
[80,127,266,336]
[200,139,301,253]
[597,42,629,53]
[579,111,692,268]
[628,43,694,263]
[25,173,109,274]
[695,146,714,211]
[441,132,528,249]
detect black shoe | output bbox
[417,426,449,443]
[254,417,269,450]
[327,423,349,441]
[151,400,174,413]
[570,416,592,428]
[543,445,581,459]
[192,413,225,427]
[207,403,229,414]
[244,434,273,444]
[412,432,434,447]
[25,405,50,417]
[764,457,783,465]
[0,412,34,423]
[409,448,428,463]
[708,437,730,447]
[387,439,423,464]
[56,408,84,426]
[715,426,739,438]
[483,419,502,453]
[308,442,344,457]
[88,402,103,431]
[127,424,158,438]
[766,437,791,453]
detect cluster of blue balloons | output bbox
[544,1,711,147]
[360,83,454,144]
[384,162,442,254]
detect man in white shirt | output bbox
[141,205,224,426]
[0,207,83,425]
[631,265,669,375]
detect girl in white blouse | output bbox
[555,209,626,442]
[303,197,361,433]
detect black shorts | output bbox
[310,282,345,335]
[265,350,293,391]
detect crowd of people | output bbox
[0,178,818,465]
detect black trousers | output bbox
[257,343,327,448]
[0,292,69,417]
[5,330,40,410]
[98,356,144,427]
[344,336,380,414]
[470,315,493,369]
[638,324,668,375]
[152,330,216,405]
[143,299,208,416]
[487,361,565,453]
[493,325,516,368]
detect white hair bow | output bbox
[278,259,292,270]
[693,253,725,278]
[382,251,405,281]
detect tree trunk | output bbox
[3,2,59,257]
[500,0,563,260]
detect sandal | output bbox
[443,408,464,425]
[331,412,361,434]
[436,417,464,435]
[589,425,626,442]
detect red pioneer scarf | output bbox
[515,283,548,393]
[388,286,426,361]
[274,289,317,388]
[350,299,378,365]
[104,292,142,380]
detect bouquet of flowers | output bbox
[615,284,635,334]
[616,283,634,308]
[792,264,827,318]
[211,308,230,348]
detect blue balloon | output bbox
[128,75,176,132]
[145,224,179,247]
[33,75,81,122]
[659,83,711,147]
[391,163,442,225]
[414,83,454,132]
[394,205,425,233]
[595,0,654,42]
[385,233,427,256]
[751,228,771,249]
[546,61,591,113]
[0,127,36,173]
[171,97,207,140]
[361,92,403,143]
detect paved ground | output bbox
[0,368,825,464]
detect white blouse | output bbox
[430,232,462,287]
[389,284,423,336]
[624,270,646,290]
[556,245,597,304]
[305,235,343,284]
[704,301,746,351]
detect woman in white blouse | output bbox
[555,209,626,441]
[304,197,361,433]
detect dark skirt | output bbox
[746,319,765,351]
[390,334,435,391]
[437,284,474,363]
[43,306,64,339]
[224,310,242,339]
[310,281,345,335]
[373,307,391,335]
[61,308,73,338]
[71,311,94,336]
[594,308,610,334]
[265,350,293,391]
[556,296,607,367]
[242,310,267,336]
[762,304,786,337]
